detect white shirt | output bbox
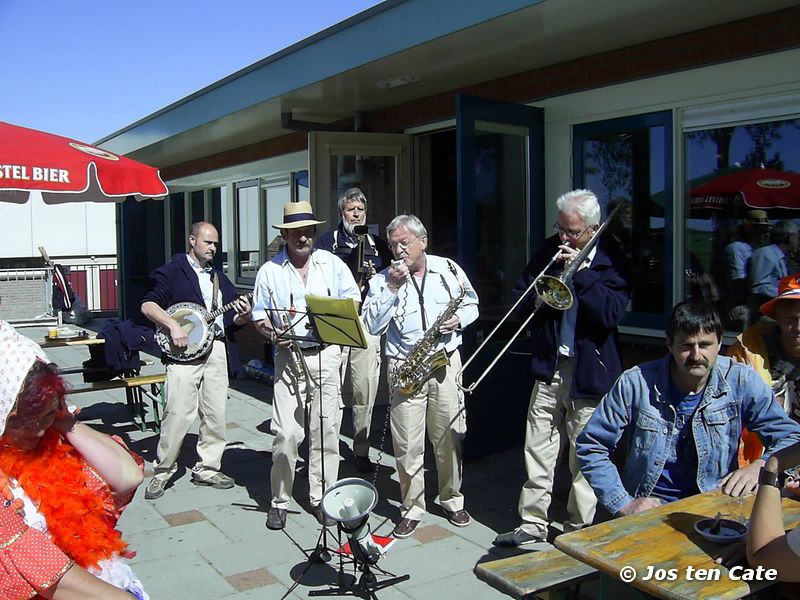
[252,248,360,348]
[186,255,224,334]
[558,245,597,357]
[362,254,479,359]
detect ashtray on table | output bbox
[694,517,747,543]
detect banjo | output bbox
[156,292,253,362]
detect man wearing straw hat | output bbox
[252,201,360,531]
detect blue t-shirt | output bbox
[651,381,703,503]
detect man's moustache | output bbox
[685,360,708,368]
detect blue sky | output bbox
[0,0,382,143]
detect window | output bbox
[294,170,309,203]
[236,181,259,280]
[169,192,186,256]
[263,179,290,261]
[232,176,293,282]
[684,116,800,332]
[574,111,673,329]
[191,190,205,224]
[210,187,226,272]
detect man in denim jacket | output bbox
[577,301,800,517]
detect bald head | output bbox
[188,221,219,267]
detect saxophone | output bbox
[391,264,466,396]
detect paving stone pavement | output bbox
[20,323,585,600]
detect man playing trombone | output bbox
[252,201,360,531]
[362,215,479,539]
[494,189,630,548]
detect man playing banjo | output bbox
[141,221,252,500]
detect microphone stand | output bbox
[310,345,332,563]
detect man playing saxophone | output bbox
[362,215,479,539]
[494,189,630,548]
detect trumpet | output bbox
[456,203,622,393]
[267,287,319,400]
[278,312,319,401]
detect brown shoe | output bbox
[392,518,420,539]
[444,509,471,527]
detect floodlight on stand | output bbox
[320,477,383,564]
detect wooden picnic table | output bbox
[39,333,105,348]
[555,489,800,599]
[39,333,163,432]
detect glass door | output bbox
[574,111,673,330]
[455,94,544,458]
[309,132,412,235]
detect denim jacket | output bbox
[576,354,800,515]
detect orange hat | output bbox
[760,273,800,317]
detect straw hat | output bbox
[744,209,770,226]
[0,321,50,435]
[760,273,800,317]
[272,201,325,230]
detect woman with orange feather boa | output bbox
[0,320,147,599]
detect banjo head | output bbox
[158,302,214,361]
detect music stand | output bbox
[304,295,368,351]
[273,296,367,565]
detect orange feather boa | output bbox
[0,430,127,568]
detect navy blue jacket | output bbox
[515,234,630,400]
[315,222,393,300]
[141,253,244,376]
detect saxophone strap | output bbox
[409,268,429,331]
[409,259,461,332]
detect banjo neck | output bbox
[205,292,253,323]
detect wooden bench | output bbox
[68,373,166,433]
[475,547,598,600]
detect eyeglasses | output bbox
[389,237,418,251]
[553,222,591,238]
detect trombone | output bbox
[455,203,622,393]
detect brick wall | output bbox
[365,6,800,132]
[0,275,49,322]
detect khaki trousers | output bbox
[389,351,467,521]
[270,343,343,509]
[153,340,229,480]
[518,357,597,535]
[341,327,382,457]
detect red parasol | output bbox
[0,121,168,204]
[689,167,800,210]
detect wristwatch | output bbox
[758,467,787,488]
